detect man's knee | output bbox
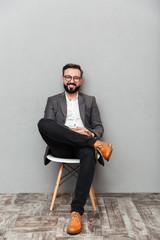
[81,147,95,157]
[37,118,49,133]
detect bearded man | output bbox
[38,63,112,235]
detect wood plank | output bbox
[103,197,125,229]
[96,196,110,236]
[13,215,58,233]
[117,198,150,240]
[6,232,56,240]
[135,202,160,239]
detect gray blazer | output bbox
[43,91,104,165]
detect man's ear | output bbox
[79,78,83,85]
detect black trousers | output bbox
[38,118,97,215]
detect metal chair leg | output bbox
[50,163,64,211]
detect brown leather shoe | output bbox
[67,211,82,235]
[94,140,113,161]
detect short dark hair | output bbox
[62,63,83,77]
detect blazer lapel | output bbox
[60,92,67,121]
[78,93,85,125]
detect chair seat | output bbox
[47,154,80,164]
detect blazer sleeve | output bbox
[44,97,56,120]
[89,97,104,139]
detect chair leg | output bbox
[91,184,95,199]
[89,184,96,211]
[50,163,64,211]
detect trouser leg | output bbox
[71,147,96,215]
[38,118,96,148]
[38,132,76,158]
[38,118,97,215]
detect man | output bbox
[38,63,112,235]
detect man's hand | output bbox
[70,127,94,137]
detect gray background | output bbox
[0,0,159,193]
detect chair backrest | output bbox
[47,154,80,164]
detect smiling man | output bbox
[38,63,112,235]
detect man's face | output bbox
[62,68,82,94]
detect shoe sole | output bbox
[97,144,113,162]
[67,229,82,235]
[106,147,113,161]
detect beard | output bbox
[63,83,80,94]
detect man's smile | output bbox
[67,83,76,87]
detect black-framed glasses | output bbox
[63,75,81,83]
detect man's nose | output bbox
[70,78,74,83]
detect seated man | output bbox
[38,63,112,235]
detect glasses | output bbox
[63,75,81,83]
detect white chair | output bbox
[47,154,96,212]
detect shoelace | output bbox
[70,212,81,223]
[96,143,112,150]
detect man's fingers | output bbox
[70,127,91,136]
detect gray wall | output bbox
[0,0,159,193]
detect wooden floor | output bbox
[0,193,160,240]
